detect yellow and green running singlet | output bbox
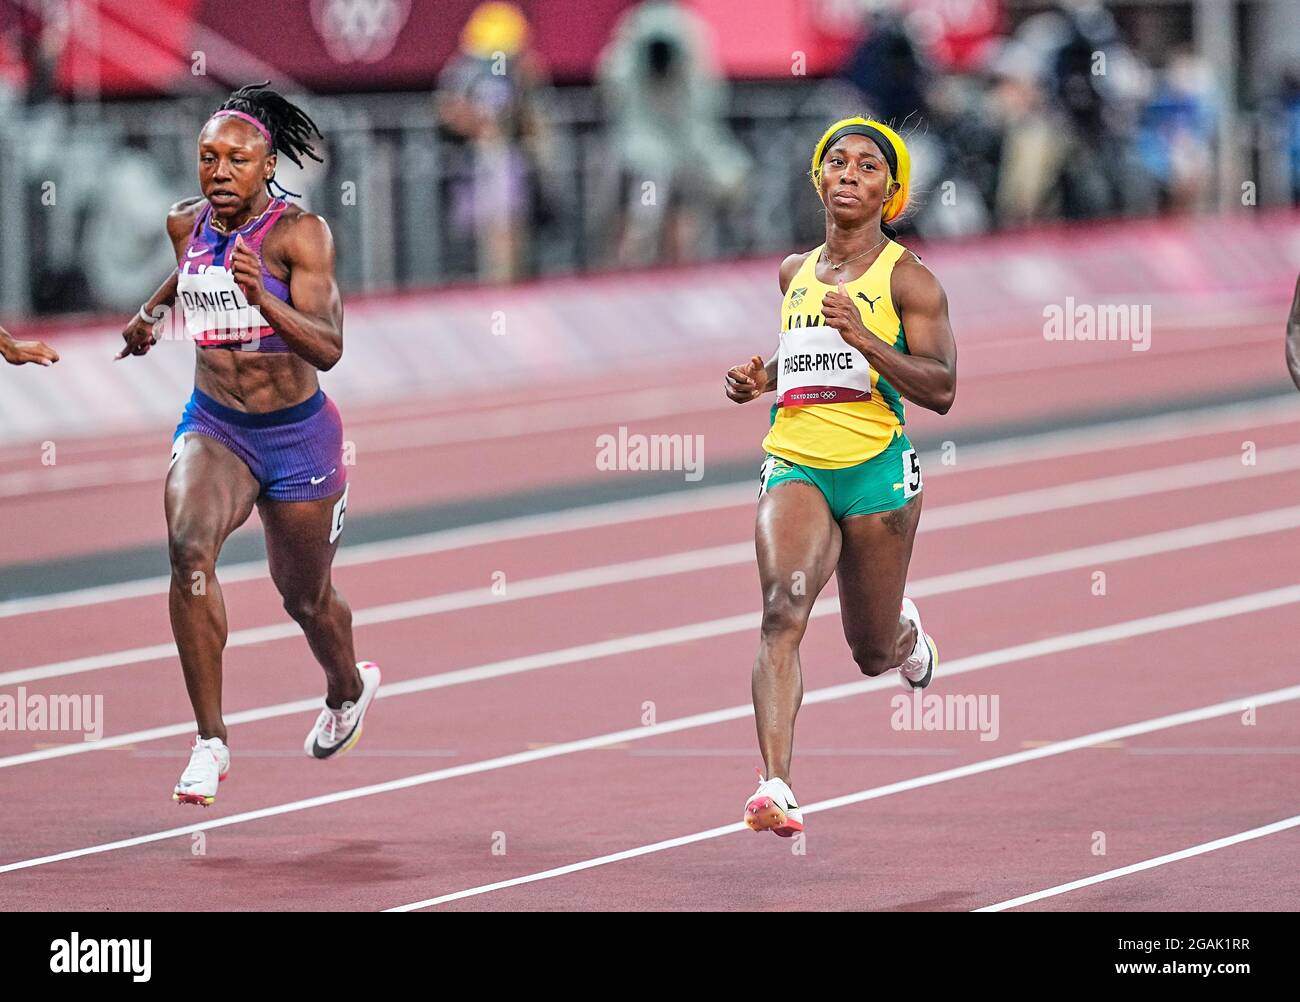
[762,240,910,469]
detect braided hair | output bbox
[214,82,323,198]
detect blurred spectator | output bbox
[597,0,750,267]
[0,15,22,113]
[1285,69,1300,204]
[3,0,62,109]
[841,11,997,238]
[976,4,1150,227]
[1136,50,1218,215]
[842,10,932,129]
[910,74,998,238]
[436,1,552,282]
[987,34,1066,227]
[1045,3,1144,219]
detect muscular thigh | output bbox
[836,494,922,651]
[165,432,260,551]
[756,479,842,619]
[257,488,348,599]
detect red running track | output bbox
[0,305,1287,566]
[1,346,1299,910]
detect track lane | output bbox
[4,464,1300,759]
[2,525,1300,909]
[6,414,1300,671]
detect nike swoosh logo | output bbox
[311,719,360,758]
[186,246,207,258]
[310,468,337,485]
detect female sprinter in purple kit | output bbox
[118,84,379,806]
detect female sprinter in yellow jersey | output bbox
[724,118,956,836]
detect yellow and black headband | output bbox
[810,117,911,224]
[818,123,898,178]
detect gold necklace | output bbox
[823,233,889,272]
[210,198,273,235]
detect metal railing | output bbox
[0,81,856,316]
[1,78,1296,317]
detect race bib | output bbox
[776,324,873,407]
[178,265,270,346]
[329,483,350,544]
[169,434,187,470]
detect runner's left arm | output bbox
[230,213,343,371]
[821,257,956,415]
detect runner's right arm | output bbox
[116,270,179,359]
[116,199,201,360]
[724,251,809,403]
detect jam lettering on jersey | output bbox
[762,240,909,466]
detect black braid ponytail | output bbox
[216,82,323,198]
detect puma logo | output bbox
[857,292,882,313]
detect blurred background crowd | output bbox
[1,0,1298,317]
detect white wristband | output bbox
[138,304,155,324]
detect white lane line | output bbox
[5,492,1300,693]
[390,685,1300,910]
[0,484,752,619]
[3,583,1299,876]
[4,391,1298,620]
[0,304,1282,469]
[0,545,750,688]
[0,382,730,499]
[0,376,719,471]
[390,685,1300,911]
[352,382,728,452]
[974,816,1300,912]
[0,614,759,770]
[922,444,1300,528]
[7,493,1300,712]
[0,456,163,499]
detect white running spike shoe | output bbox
[744,773,804,837]
[304,661,381,760]
[897,596,938,690]
[173,735,230,806]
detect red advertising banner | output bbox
[684,0,1003,79]
[2,0,1004,97]
[187,0,637,89]
[4,0,636,97]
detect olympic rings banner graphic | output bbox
[1,0,1003,97]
